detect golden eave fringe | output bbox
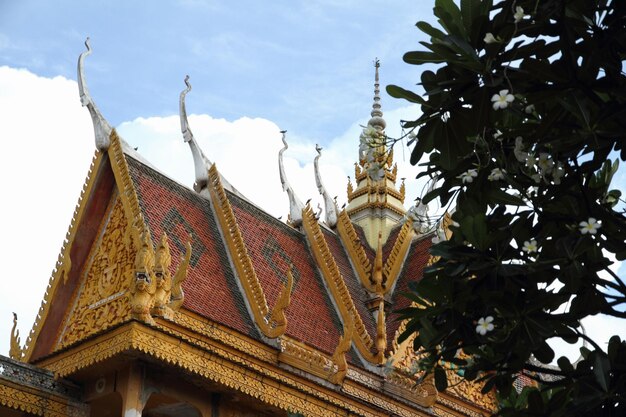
[381,219,414,293]
[208,163,290,339]
[108,130,149,247]
[301,205,386,364]
[40,321,439,417]
[336,210,373,291]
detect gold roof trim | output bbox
[0,383,88,417]
[336,210,373,290]
[346,200,406,218]
[207,163,290,339]
[381,219,414,294]
[108,130,149,246]
[301,205,386,364]
[21,150,104,362]
[40,321,433,417]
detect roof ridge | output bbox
[301,205,389,365]
[207,163,290,339]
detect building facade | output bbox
[1,43,496,417]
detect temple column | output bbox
[117,363,145,417]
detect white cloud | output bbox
[0,66,94,356]
[5,66,621,370]
[0,66,425,356]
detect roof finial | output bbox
[179,75,212,193]
[278,131,305,227]
[368,58,386,132]
[314,144,338,228]
[77,37,113,151]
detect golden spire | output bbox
[344,60,406,247]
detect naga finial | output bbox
[78,37,113,151]
[375,300,387,364]
[10,312,23,361]
[179,75,212,193]
[278,131,305,227]
[313,144,338,228]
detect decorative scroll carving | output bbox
[131,229,157,325]
[269,266,294,334]
[0,355,87,416]
[372,232,385,293]
[336,210,373,288]
[9,313,23,361]
[152,233,192,318]
[58,197,134,349]
[301,205,383,364]
[328,313,354,385]
[152,233,172,318]
[170,236,192,311]
[208,163,290,339]
[44,322,431,417]
[374,300,387,363]
[108,130,148,245]
[279,338,333,380]
[444,370,498,413]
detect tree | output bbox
[385,1,626,415]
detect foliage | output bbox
[387,0,626,415]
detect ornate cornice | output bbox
[207,163,291,338]
[347,200,406,218]
[301,206,385,364]
[22,150,104,362]
[0,355,85,417]
[39,322,434,417]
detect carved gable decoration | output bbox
[57,195,134,349]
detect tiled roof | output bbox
[387,235,433,339]
[322,228,378,338]
[126,153,431,365]
[127,156,259,338]
[228,193,344,356]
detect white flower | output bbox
[476,316,494,335]
[537,153,554,174]
[458,169,478,183]
[514,6,525,23]
[526,154,537,169]
[488,168,506,181]
[514,136,527,162]
[484,33,498,44]
[491,89,515,110]
[579,218,601,235]
[525,104,535,114]
[494,130,503,139]
[522,239,538,253]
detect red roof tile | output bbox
[228,195,343,356]
[127,157,259,338]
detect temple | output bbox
[0,42,496,417]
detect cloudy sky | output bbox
[0,1,623,363]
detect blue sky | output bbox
[0,0,437,357]
[0,0,623,364]
[0,0,434,140]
